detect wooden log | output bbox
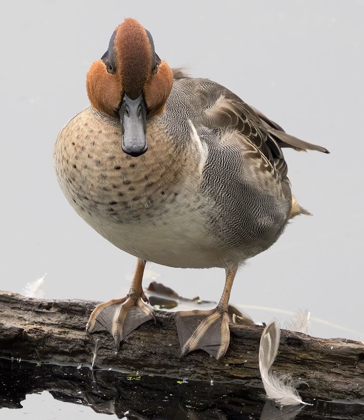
[0,290,364,405]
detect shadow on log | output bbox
[0,289,364,417]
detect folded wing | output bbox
[205,94,329,180]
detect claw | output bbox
[141,291,149,303]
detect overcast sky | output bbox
[1,0,363,341]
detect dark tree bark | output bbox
[0,290,364,406]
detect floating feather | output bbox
[259,320,305,406]
[23,273,47,298]
[286,310,311,335]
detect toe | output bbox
[113,301,155,348]
[87,298,126,334]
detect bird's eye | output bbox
[102,30,117,74]
[152,53,161,75]
[102,50,116,75]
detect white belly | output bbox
[82,203,227,268]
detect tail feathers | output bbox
[289,196,312,219]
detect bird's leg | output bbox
[175,265,238,360]
[86,258,155,350]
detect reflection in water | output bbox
[1,359,363,419]
[260,402,303,420]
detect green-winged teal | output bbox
[54,18,328,359]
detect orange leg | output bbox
[175,265,238,360]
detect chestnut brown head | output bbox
[86,18,173,156]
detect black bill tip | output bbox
[122,142,148,157]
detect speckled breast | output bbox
[54,107,219,267]
[55,108,184,218]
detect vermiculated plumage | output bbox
[54,18,328,358]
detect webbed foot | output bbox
[86,292,155,350]
[175,308,230,360]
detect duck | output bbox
[54,18,328,360]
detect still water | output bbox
[1,358,364,420]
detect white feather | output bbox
[188,119,208,175]
[285,309,310,334]
[23,273,47,298]
[259,320,306,406]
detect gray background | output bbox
[1,0,363,341]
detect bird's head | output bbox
[86,18,173,157]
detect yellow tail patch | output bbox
[290,195,312,219]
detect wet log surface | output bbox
[0,290,364,419]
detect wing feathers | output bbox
[268,129,329,154]
[206,95,329,180]
[250,104,329,153]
